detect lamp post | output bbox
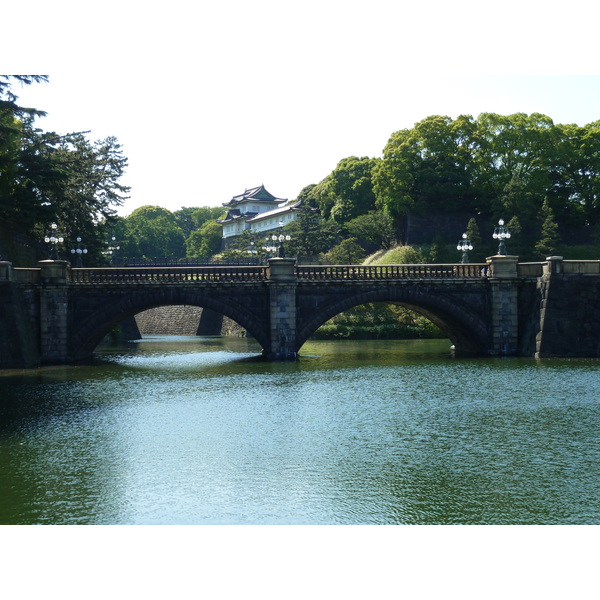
[44,223,64,260]
[457,232,473,264]
[103,236,120,265]
[492,219,511,255]
[70,237,88,267]
[271,220,291,258]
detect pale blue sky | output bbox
[6,1,600,217]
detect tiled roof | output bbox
[223,184,287,207]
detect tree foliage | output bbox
[346,210,396,250]
[285,203,340,257]
[1,76,129,264]
[185,219,222,259]
[535,200,561,258]
[327,156,379,224]
[323,238,366,264]
[124,206,185,258]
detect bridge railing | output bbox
[13,268,41,283]
[295,263,487,280]
[517,262,544,277]
[69,265,268,284]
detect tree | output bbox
[466,217,482,249]
[0,75,48,120]
[323,238,366,264]
[309,177,337,219]
[174,206,224,249]
[185,219,222,259]
[346,210,396,249]
[125,206,185,258]
[173,207,198,239]
[285,203,341,257]
[51,133,129,236]
[535,200,561,258]
[471,112,557,218]
[327,156,379,224]
[550,121,600,227]
[191,206,225,228]
[1,76,130,264]
[373,115,476,221]
[497,174,538,225]
[505,216,522,257]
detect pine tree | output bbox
[535,200,561,258]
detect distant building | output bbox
[217,184,301,242]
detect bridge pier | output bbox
[486,255,519,356]
[266,258,298,360]
[39,260,70,364]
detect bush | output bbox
[313,303,445,340]
[369,245,427,265]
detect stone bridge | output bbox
[2,255,600,368]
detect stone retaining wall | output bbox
[135,305,202,335]
[134,305,243,336]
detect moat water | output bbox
[1,336,599,525]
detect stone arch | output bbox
[69,287,270,361]
[295,284,489,355]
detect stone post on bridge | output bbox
[266,258,297,360]
[0,260,13,282]
[39,260,70,363]
[486,254,519,356]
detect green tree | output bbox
[497,174,538,224]
[51,134,129,245]
[323,238,366,264]
[125,206,185,258]
[346,210,396,249]
[373,115,476,222]
[505,216,522,257]
[428,236,447,263]
[535,200,561,258]
[471,112,557,217]
[465,217,482,249]
[186,219,222,259]
[1,76,129,264]
[309,177,337,219]
[286,203,341,257]
[175,206,224,249]
[191,206,225,228]
[327,156,379,224]
[550,121,600,227]
[173,207,198,239]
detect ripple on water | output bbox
[1,338,600,524]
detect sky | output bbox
[5,1,600,218]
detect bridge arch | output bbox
[69,287,270,361]
[295,284,489,355]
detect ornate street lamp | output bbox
[44,223,64,260]
[102,236,120,265]
[271,220,291,258]
[457,232,473,264]
[70,237,88,267]
[492,219,511,255]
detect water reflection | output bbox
[1,337,599,524]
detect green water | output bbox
[1,336,599,524]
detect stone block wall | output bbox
[0,282,40,367]
[134,305,240,337]
[535,274,600,357]
[134,305,203,335]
